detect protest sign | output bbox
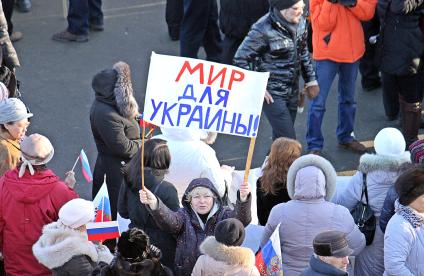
[143,52,269,138]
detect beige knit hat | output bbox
[19,134,54,177]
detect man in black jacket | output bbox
[233,0,319,141]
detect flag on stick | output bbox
[79,149,93,182]
[86,221,120,241]
[93,178,112,222]
[255,223,283,276]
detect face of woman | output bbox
[409,194,424,213]
[190,194,214,215]
[280,0,305,24]
[4,119,30,140]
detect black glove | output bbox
[339,0,357,7]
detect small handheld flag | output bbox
[79,149,93,182]
[86,221,120,241]
[255,223,283,276]
[93,178,112,222]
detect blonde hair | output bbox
[185,186,216,203]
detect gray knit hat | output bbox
[0,98,33,124]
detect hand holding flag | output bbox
[70,149,93,183]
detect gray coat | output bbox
[0,1,19,68]
[333,152,411,276]
[384,202,424,275]
[260,155,365,276]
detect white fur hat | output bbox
[374,128,406,157]
[58,199,95,229]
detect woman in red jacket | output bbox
[0,133,78,276]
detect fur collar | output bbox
[358,152,411,173]
[199,236,255,267]
[32,221,98,269]
[404,0,424,13]
[112,61,139,119]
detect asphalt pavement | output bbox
[12,0,403,199]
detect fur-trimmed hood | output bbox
[358,152,411,173]
[92,61,139,119]
[287,154,337,201]
[32,221,98,269]
[199,236,255,267]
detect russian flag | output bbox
[93,180,112,222]
[139,113,154,129]
[86,221,120,241]
[255,223,283,276]
[79,149,93,183]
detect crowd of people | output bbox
[0,0,424,274]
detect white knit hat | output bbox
[0,82,8,101]
[374,128,406,157]
[0,98,33,124]
[58,199,95,229]
[19,134,54,177]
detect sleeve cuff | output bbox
[305,80,318,87]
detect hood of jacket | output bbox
[199,236,255,267]
[181,178,222,210]
[159,127,207,142]
[2,168,64,204]
[287,154,337,201]
[358,152,411,173]
[32,221,98,269]
[92,61,139,119]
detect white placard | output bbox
[143,52,269,138]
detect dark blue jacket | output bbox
[379,185,398,233]
[378,0,424,76]
[301,256,348,276]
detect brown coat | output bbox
[0,129,20,176]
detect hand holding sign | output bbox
[139,188,158,210]
[239,181,251,202]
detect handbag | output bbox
[350,173,376,246]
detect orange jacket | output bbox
[310,0,377,63]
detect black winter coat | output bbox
[378,0,424,76]
[90,69,141,219]
[233,8,315,97]
[118,169,180,269]
[219,0,269,40]
[147,178,252,276]
[379,185,398,233]
[92,254,173,276]
[256,177,291,226]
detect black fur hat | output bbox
[214,218,245,246]
[118,228,150,261]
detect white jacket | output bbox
[153,128,231,200]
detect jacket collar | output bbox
[199,236,255,267]
[395,200,424,228]
[32,221,98,269]
[358,152,411,173]
[309,256,348,275]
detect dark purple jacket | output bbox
[147,178,251,276]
